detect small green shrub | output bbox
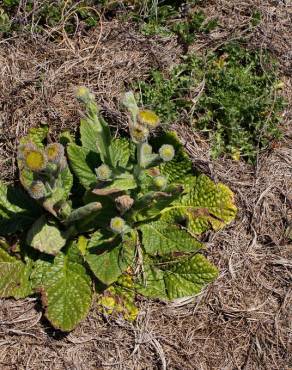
[0,88,237,331]
[136,43,285,162]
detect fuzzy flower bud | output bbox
[27,181,46,199]
[137,109,160,129]
[45,143,65,164]
[76,86,95,104]
[110,217,127,234]
[159,144,175,162]
[24,148,47,172]
[153,175,167,190]
[141,142,152,155]
[130,124,149,144]
[95,164,112,181]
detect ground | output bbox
[0,1,291,369]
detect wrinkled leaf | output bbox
[0,181,41,235]
[85,233,136,285]
[0,249,32,298]
[26,215,66,255]
[109,138,131,168]
[162,174,237,234]
[41,253,92,331]
[137,254,218,300]
[67,143,97,189]
[139,220,202,256]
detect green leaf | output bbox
[57,166,73,199]
[80,118,100,153]
[93,173,137,195]
[137,254,218,300]
[139,221,202,256]
[161,174,237,234]
[163,254,218,300]
[136,263,168,300]
[41,253,92,331]
[85,233,136,285]
[67,143,97,189]
[26,215,66,255]
[0,249,32,298]
[109,138,131,168]
[129,188,182,223]
[0,181,41,235]
[20,125,49,148]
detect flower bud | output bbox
[45,143,65,164]
[153,175,167,190]
[141,143,152,155]
[159,144,175,162]
[130,124,149,144]
[27,181,46,199]
[95,164,112,181]
[110,217,127,234]
[76,86,94,103]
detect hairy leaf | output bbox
[0,249,32,298]
[80,118,100,153]
[85,233,136,285]
[139,220,202,256]
[20,125,49,148]
[26,215,66,255]
[0,181,41,235]
[67,143,96,189]
[137,254,218,300]
[41,253,92,331]
[109,138,131,168]
[162,174,237,234]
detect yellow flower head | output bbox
[137,109,160,129]
[159,144,175,162]
[110,217,126,234]
[130,124,149,143]
[95,164,112,181]
[17,143,37,161]
[25,149,47,172]
[153,175,167,190]
[45,143,64,164]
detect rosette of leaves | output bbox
[0,88,237,332]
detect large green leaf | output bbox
[163,254,218,300]
[41,253,92,331]
[0,181,41,235]
[0,249,32,298]
[139,220,202,256]
[136,254,218,300]
[161,174,237,234]
[26,215,66,255]
[85,233,136,285]
[109,138,131,168]
[80,118,100,153]
[67,143,97,189]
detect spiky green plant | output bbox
[0,88,237,331]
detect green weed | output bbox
[135,43,285,162]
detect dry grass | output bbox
[0,1,291,369]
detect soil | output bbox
[0,1,291,369]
